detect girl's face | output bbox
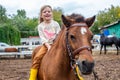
[41,7,53,22]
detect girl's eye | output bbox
[48,11,51,13]
[43,11,51,13]
[43,11,46,13]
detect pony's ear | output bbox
[85,15,96,27]
[61,14,71,28]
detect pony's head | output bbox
[62,13,95,75]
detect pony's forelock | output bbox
[67,13,85,23]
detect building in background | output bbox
[99,20,120,38]
[21,36,41,45]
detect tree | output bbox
[0,5,20,45]
[91,5,120,34]
[21,17,38,38]
[10,9,39,38]
[53,7,63,26]
[17,9,26,18]
[97,5,120,28]
[0,24,20,45]
[90,21,100,34]
[11,9,27,31]
[0,5,8,23]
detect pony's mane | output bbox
[53,27,65,45]
[67,13,85,23]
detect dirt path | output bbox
[0,52,120,80]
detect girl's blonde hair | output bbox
[39,5,52,23]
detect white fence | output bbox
[0,51,32,56]
[0,51,33,59]
[0,44,117,58]
[0,45,40,58]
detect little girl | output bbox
[29,5,61,80]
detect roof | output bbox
[99,20,120,30]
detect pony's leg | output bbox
[115,45,119,55]
[104,45,107,54]
[100,45,103,54]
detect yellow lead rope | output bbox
[76,66,84,80]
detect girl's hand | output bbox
[45,43,51,51]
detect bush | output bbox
[0,24,21,45]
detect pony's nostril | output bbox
[82,61,94,66]
[82,61,94,71]
[82,61,86,65]
[81,61,94,74]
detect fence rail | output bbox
[0,44,117,59]
[0,50,33,59]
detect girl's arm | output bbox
[45,43,51,51]
[38,25,48,44]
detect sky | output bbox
[0,0,119,18]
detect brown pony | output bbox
[32,14,96,80]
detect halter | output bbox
[65,23,99,80]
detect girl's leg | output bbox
[29,44,47,80]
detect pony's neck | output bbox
[50,28,72,72]
[51,46,71,75]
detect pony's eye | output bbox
[70,35,76,41]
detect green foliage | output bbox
[0,5,8,23]
[53,7,62,26]
[0,24,21,45]
[97,5,120,27]
[90,22,100,34]
[2,4,120,44]
[91,5,120,34]
[20,17,38,38]
[10,10,38,38]
[0,5,21,45]
[1,4,120,41]
[17,9,26,18]
[0,5,63,43]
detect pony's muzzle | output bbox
[76,60,94,75]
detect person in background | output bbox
[29,5,61,80]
